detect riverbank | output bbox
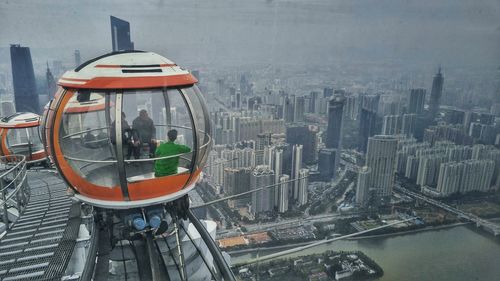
[349,222,472,240]
[230,225,500,281]
[227,222,470,255]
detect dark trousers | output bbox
[128,141,157,159]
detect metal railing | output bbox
[0,155,29,231]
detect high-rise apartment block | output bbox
[365,135,398,205]
[250,165,275,216]
[291,144,303,201]
[408,88,426,115]
[401,113,417,137]
[436,160,494,196]
[355,166,371,207]
[345,94,359,120]
[286,125,318,164]
[278,175,290,213]
[224,168,252,208]
[318,148,337,181]
[382,115,402,135]
[297,169,309,206]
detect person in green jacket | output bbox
[154,129,191,177]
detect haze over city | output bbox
[1,0,500,68]
[0,1,500,281]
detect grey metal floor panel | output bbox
[0,171,81,281]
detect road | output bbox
[216,212,360,238]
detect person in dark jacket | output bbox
[132,109,157,157]
[110,112,139,159]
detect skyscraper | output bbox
[278,175,290,213]
[240,74,249,96]
[308,91,320,113]
[416,154,448,187]
[345,94,359,120]
[436,162,463,196]
[217,79,225,97]
[286,125,318,164]
[408,88,426,115]
[355,166,371,207]
[110,16,134,51]
[264,145,284,206]
[360,94,380,113]
[366,135,398,205]
[429,68,444,120]
[294,96,306,122]
[358,108,378,152]
[1,102,15,117]
[323,87,333,98]
[10,44,40,113]
[291,144,303,201]
[297,169,309,206]
[283,95,295,123]
[250,165,275,216]
[74,50,81,68]
[224,168,252,208]
[46,63,57,100]
[382,115,402,135]
[318,148,337,181]
[465,160,495,192]
[326,96,346,150]
[401,114,417,137]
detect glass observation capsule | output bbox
[0,112,47,164]
[44,51,212,208]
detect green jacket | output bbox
[154,141,191,177]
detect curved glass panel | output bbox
[59,90,119,188]
[27,127,44,152]
[39,101,51,153]
[6,128,28,151]
[122,88,194,185]
[45,87,65,160]
[182,85,212,170]
[0,128,5,155]
[5,127,43,157]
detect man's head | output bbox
[139,109,148,119]
[167,129,178,142]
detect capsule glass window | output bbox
[181,85,212,170]
[59,90,119,188]
[122,88,194,184]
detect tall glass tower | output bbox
[110,16,134,51]
[326,96,346,150]
[10,44,40,113]
[429,67,444,120]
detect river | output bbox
[230,225,500,281]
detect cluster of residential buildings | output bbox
[205,134,309,217]
[356,135,500,205]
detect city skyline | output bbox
[0,2,499,281]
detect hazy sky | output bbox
[1,0,499,69]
